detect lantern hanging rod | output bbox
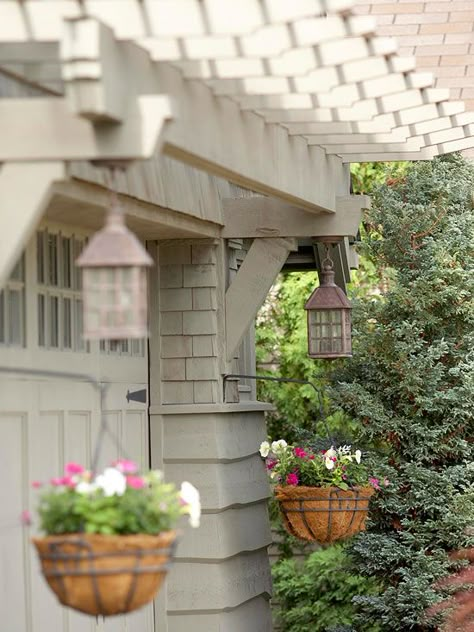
[223,372,334,443]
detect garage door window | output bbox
[0,256,25,347]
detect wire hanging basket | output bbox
[275,485,374,543]
[33,531,177,616]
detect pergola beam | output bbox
[222,195,370,239]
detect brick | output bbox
[193,381,218,404]
[160,265,183,288]
[159,244,191,265]
[161,312,183,335]
[162,358,186,381]
[420,23,471,34]
[449,11,474,23]
[183,311,217,335]
[415,44,469,56]
[191,244,217,264]
[461,88,474,98]
[192,288,217,310]
[441,54,474,65]
[161,336,192,358]
[186,357,218,381]
[183,264,217,288]
[425,66,466,77]
[395,13,447,24]
[444,33,474,44]
[376,24,419,35]
[397,33,443,46]
[161,381,193,405]
[371,3,423,13]
[160,288,192,311]
[192,335,216,357]
[437,76,470,88]
[415,56,441,67]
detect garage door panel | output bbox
[0,413,30,632]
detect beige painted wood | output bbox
[225,237,297,361]
[0,96,172,161]
[0,161,65,288]
[222,194,370,239]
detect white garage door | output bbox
[0,222,153,632]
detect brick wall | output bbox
[354,0,474,110]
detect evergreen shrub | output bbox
[333,154,474,631]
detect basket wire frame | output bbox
[279,488,372,542]
[40,536,177,614]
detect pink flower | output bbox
[126,475,146,489]
[308,454,315,460]
[294,447,307,458]
[64,462,84,475]
[113,459,138,474]
[369,477,381,491]
[266,459,277,470]
[31,481,42,489]
[331,456,337,462]
[286,472,299,486]
[20,510,32,526]
[62,476,76,488]
[50,476,75,488]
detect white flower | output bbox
[76,481,97,495]
[325,447,337,458]
[271,440,288,454]
[95,468,126,497]
[355,450,362,464]
[180,481,201,529]
[259,441,271,458]
[325,457,335,470]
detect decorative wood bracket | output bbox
[225,237,297,361]
[0,161,66,287]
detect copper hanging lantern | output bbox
[76,202,153,340]
[304,249,352,359]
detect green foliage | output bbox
[351,162,408,194]
[332,154,474,631]
[272,544,381,632]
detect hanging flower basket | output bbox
[260,439,386,544]
[27,460,201,617]
[33,531,176,616]
[275,485,374,543]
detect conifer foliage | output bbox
[333,154,474,631]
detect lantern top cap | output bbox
[76,205,153,268]
[304,261,352,310]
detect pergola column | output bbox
[149,238,274,631]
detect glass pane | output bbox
[0,291,4,343]
[49,296,59,347]
[63,298,72,348]
[75,299,85,351]
[8,289,23,345]
[73,239,83,290]
[10,255,24,282]
[62,237,72,288]
[121,340,129,353]
[48,234,58,286]
[331,310,342,324]
[109,340,121,353]
[38,294,45,346]
[37,232,45,284]
[100,340,107,352]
